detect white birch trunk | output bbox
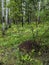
[1,0,5,35]
[6,0,10,27]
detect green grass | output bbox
[0,22,49,65]
[0,22,49,46]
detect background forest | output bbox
[0,0,49,65]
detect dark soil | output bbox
[19,40,49,55]
[19,40,41,53]
[19,40,49,62]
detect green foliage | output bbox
[0,22,49,65]
[0,0,49,65]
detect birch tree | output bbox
[6,0,11,29]
[2,0,5,35]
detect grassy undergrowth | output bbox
[0,22,49,46]
[0,22,49,65]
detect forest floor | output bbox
[0,22,49,65]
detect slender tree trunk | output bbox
[21,0,23,27]
[8,9,11,28]
[5,0,11,29]
[2,0,5,35]
[5,0,8,29]
[38,1,41,23]
[21,0,26,27]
